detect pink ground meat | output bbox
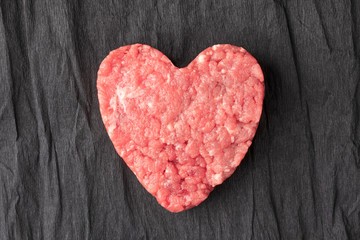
[97,44,264,212]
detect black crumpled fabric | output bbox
[1,0,360,239]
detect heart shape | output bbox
[97,44,264,212]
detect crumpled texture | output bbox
[0,0,359,239]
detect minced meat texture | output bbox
[97,44,264,212]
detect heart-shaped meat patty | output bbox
[97,44,264,212]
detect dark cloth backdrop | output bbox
[1,0,360,239]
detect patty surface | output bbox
[97,44,264,212]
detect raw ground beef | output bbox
[97,44,264,212]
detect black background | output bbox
[1,0,360,239]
